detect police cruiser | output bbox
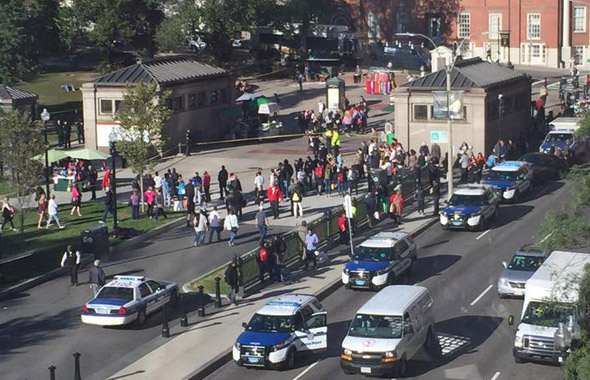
[482,161,533,203]
[81,275,178,327]
[440,184,500,231]
[233,294,327,370]
[342,232,417,291]
[539,118,578,154]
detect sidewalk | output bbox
[93,194,440,380]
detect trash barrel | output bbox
[80,225,109,256]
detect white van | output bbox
[340,285,436,377]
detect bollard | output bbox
[178,142,181,155]
[73,352,82,380]
[180,293,188,327]
[197,285,206,317]
[48,365,56,380]
[214,277,222,308]
[161,304,170,338]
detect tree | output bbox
[155,0,201,52]
[115,82,171,211]
[0,110,45,236]
[564,264,590,380]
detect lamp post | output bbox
[40,108,51,198]
[396,32,471,199]
[108,130,118,230]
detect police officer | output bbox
[60,245,81,286]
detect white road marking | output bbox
[491,372,501,380]
[476,229,491,240]
[470,284,494,306]
[531,79,545,86]
[292,360,320,380]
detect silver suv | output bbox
[497,245,548,298]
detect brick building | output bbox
[341,0,590,69]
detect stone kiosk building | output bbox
[394,58,531,156]
[81,57,234,151]
[0,85,37,117]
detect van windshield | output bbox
[352,247,394,262]
[521,302,576,328]
[348,314,403,339]
[544,132,573,145]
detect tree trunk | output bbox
[140,172,145,213]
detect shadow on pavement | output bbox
[411,254,461,283]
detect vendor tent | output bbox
[33,149,70,163]
[66,148,111,161]
[236,92,263,102]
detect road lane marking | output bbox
[470,284,493,306]
[491,372,501,380]
[476,230,491,240]
[292,360,320,380]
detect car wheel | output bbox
[514,355,527,364]
[513,190,519,203]
[236,359,243,367]
[478,217,485,232]
[424,327,435,351]
[282,349,295,371]
[136,309,147,327]
[342,368,355,375]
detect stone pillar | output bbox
[562,0,572,68]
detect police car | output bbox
[482,161,533,202]
[233,294,327,370]
[539,120,577,154]
[81,275,178,327]
[342,232,417,291]
[440,184,500,231]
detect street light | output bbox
[40,108,51,198]
[396,32,470,200]
[108,129,118,231]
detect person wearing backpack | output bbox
[289,179,304,218]
[256,241,271,282]
[314,163,324,196]
[273,235,288,282]
[224,258,240,305]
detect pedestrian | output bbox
[36,190,47,228]
[224,209,239,247]
[257,241,271,282]
[129,189,140,219]
[207,206,222,243]
[144,186,156,218]
[203,171,211,203]
[0,197,16,232]
[267,182,283,219]
[255,205,270,243]
[459,151,469,182]
[415,182,425,215]
[63,121,71,149]
[272,235,287,282]
[254,170,265,201]
[431,181,440,216]
[224,258,240,305]
[87,164,98,200]
[56,119,64,147]
[304,227,319,270]
[338,213,349,246]
[289,180,303,218]
[46,194,65,229]
[193,209,208,246]
[336,167,345,196]
[218,165,228,200]
[314,163,324,196]
[185,180,195,227]
[70,184,83,216]
[154,189,168,221]
[297,72,304,92]
[76,121,84,144]
[88,259,106,296]
[100,186,114,224]
[60,245,81,286]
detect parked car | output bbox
[518,153,568,182]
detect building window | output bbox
[413,105,428,120]
[458,13,470,38]
[574,6,586,33]
[210,90,218,105]
[397,12,408,34]
[489,13,502,40]
[428,15,440,39]
[168,96,184,111]
[114,100,122,113]
[527,14,541,40]
[100,99,113,115]
[574,45,585,65]
[197,92,205,108]
[219,89,227,104]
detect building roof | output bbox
[404,57,530,90]
[0,85,37,102]
[92,56,227,86]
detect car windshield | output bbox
[96,287,134,301]
[520,154,542,165]
[348,314,403,339]
[522,302,576,328]
[352,246,394,262]
[507,254,546,272]
[246,313,293,333]
[544,132,573,144]
[449,194,486,206]
[484,170,518,182]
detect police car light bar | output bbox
[114,275,145,281]
[497,162,522,168]
[267,301,300,307]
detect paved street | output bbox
[205,180,569,380]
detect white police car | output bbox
[342,232,417,291]
[233,294,327,370]
[482,161,533,202]
[440,184,500,231]
[81,275,178,327]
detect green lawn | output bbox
[186,266,230,295]
[0,202,183,286]
[17,71,97,107]
[0,178,15,196]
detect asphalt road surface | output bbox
[205,180,568,380]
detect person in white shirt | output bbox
[153,171,162,190]
[47,194,65,229]
[223,209,239,247]
[317,100,325,115]
[254,171,265,192]
[208,206,222,243]
[60,245,80,286]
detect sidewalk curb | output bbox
[184,216,439,380]
[0,254,95,302]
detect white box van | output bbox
[340,285,436,377]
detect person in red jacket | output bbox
[102,168,111,189]
[267,183,284,219]
[337,213,348,245]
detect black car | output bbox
[518,153,568,182]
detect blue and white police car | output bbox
[440,184,500,231]
[482,161,533,203]
[233,294,327,370]
[342,232,417,291]
[81,275,178,327]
